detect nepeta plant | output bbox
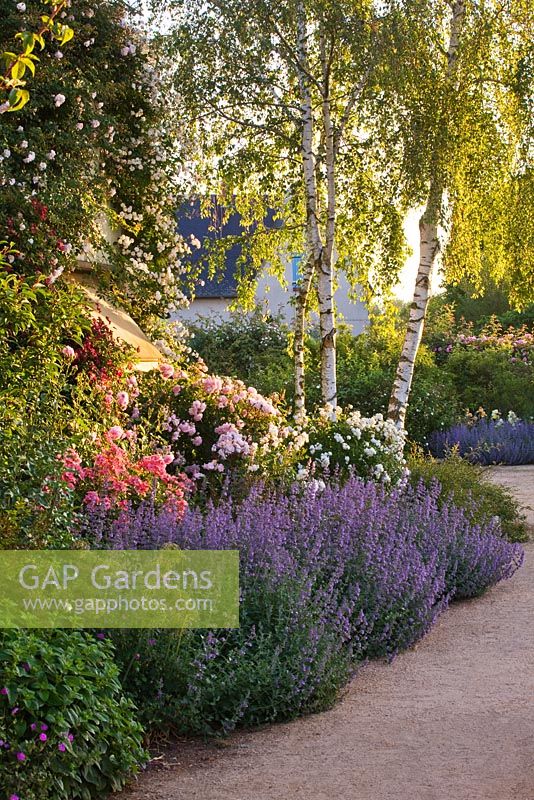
[85,479,523,734]
[430,416,534,465]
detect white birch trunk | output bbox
[318,34,337,411]
[294,2,325,417]
[293,253,314,421]
[388,0,465,429]
[387,192,442,427]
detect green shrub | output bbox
[444,348,534,419]
[313,327,460,445]
[188,312,293,399]
[408,453,528,542]
[0,630,147,800]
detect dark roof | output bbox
[176,200,283,299]
[176,201,242,298]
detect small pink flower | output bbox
[171,384,181,395]
[39,733,47,741]
[83,491,101,506]
[58,742,66,752]
[16,751,26,761]
[62,346,75,358]
[106,426,125,442]
[192,436,202,446]
[116,390,129,410]
[159,363,175,380]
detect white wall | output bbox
[174,261,369,334]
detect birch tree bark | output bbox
[317,32,337,411]
[293,251,314,421]
[388,0,465,428]
[294,1,331,414]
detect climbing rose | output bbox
[159,363,175,380]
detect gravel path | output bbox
[119,467,534,800]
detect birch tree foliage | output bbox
[160,0,408,411]
[386,0,533,426]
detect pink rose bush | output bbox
[53,431,190,520]
[136,360,304,487]
[125,360,408,493]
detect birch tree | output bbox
[387,0,533,428]
[162,0,407,415]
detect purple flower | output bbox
[16,751,26,761]
[39,733,47,742]
[430,418,534,466]
[80,477,523,732]
[1,687,8,695]
[10,794,20,800]
[40,723,48,731]
[58,742,66,752]
[147,638,156,646]
[68,733,74,742]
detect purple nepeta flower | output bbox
[430,418,534,465]
[82,478,524,731]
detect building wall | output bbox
[174,262,369,335]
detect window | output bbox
[291,254,303,289]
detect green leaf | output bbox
[60,27,74,46]
[7,88,29,111]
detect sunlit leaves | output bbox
[0,1,74,112]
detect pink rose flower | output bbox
[62,346,75,358]
[116,390,129,410]
[106,425,125,442]
[159,363,175,380]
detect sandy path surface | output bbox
[119,468,534,800]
